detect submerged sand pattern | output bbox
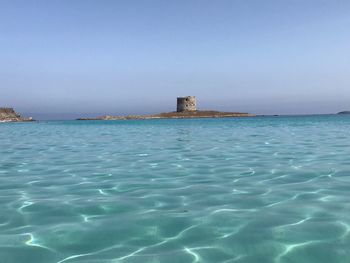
[0,116,350,262]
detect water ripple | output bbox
[1,116,350,262]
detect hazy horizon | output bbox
[1,0,350,120]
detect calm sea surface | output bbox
[1,116,350,263]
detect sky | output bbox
[1,0,350,119]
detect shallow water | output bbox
[1,115,350,263]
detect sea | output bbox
[0,115,350,263]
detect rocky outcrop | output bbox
[338,111,350,115]
[0,108,34,122]
[77,110,255,121]
[77,96,255,121]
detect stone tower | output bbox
[177,96,197,112]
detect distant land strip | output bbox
[77,110,255,121]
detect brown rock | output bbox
[0,108,35,122]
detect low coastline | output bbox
[77,110,255,121]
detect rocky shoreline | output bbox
[77,110,255,121]
[0,108,34,122]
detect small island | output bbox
[0,108,34,122]
[77,96,255,120]
[338,111,350,115]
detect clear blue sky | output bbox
[1,0,350,119]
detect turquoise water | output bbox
[1,116,350,263]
